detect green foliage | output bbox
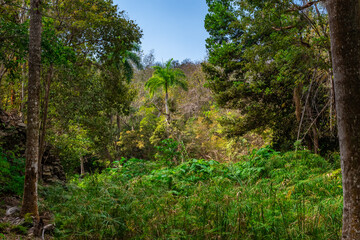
[203,0,336,153]
[117,105,160,159]
[10,225,27,235]
[0,10,29,74]
[0,148,25,195]
[42,149,342,239]
[154,138,181,165]
[0,222,10,234]
[1,0,143,174]
[49,123,93,173]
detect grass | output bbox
[40,149,342,239]
[10,225,28,235]
[0,222,10,234]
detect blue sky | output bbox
[113,0,209,63]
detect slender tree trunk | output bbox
[0,64,6,86]
[80,155,85,176]
[116,115,121,131]
[311,124,319,154]
[105,147,113,163]
[19,0,27,121]
[10,85,15,106]
[328,67,336,132]
[21,0,42,220]
[38,64,53,181]
[165,88,170,122]
[327,1,360,239]
[20,63,26,122]
[0,65,5,108]
[306,101,319,154]
[293,83,302,122]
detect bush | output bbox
[41,149,342,239]
[155,138,182,165]
[10,225,28,235]
[0,147,25,195]
[0,222,10,233]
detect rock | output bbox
[6,206,20,216]
[17,123,26,128]
[0,109,66,184]
[0,109,26,153]
[41,146,66,183]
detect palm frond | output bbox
[145,58,188,97]
[145,76,165,97]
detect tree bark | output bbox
[327,1,360,239]
[21,0,42,220]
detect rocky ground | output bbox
[0,109,65,239]
[0,195,54,239]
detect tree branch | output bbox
[272,25,296,31]
[287,1,321,12]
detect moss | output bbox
[21,213,33,228]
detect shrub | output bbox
[0,147,25,195]
[41,149,342,239]
[155,138,181,165]
[10,225,28,235]
[0,222,10,233]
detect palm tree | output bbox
[121,44,143,83]
[145,59,187,122]
[108,43,143,83]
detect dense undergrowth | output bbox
[0,147,25,195]
[40,148,342,239]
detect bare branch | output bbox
[287,1,321,12]
[272,25,296,31]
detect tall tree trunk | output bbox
[38,64,53,181]
[80,155,85,176]
[165,88,170,122]
[293,83,302,122]
[19,0,27,121]
[0,65,6,108]
[327,1,360,239]
[116,115,121,131]
[21,0,42,220]
[328,67,336,133]
[311,124,319,154]
[105,147,113,163]
[306,101,319,154]
[0,64,6,86]
[10,84,15,106]
[20,63,26,122]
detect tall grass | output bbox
[40,149,342,239]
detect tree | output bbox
[21,0,41,219]
[0,0,29,110]
[145,59,187,122]
[34,0,142,167]
[326,0,360,238]
[203,0,335,153]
